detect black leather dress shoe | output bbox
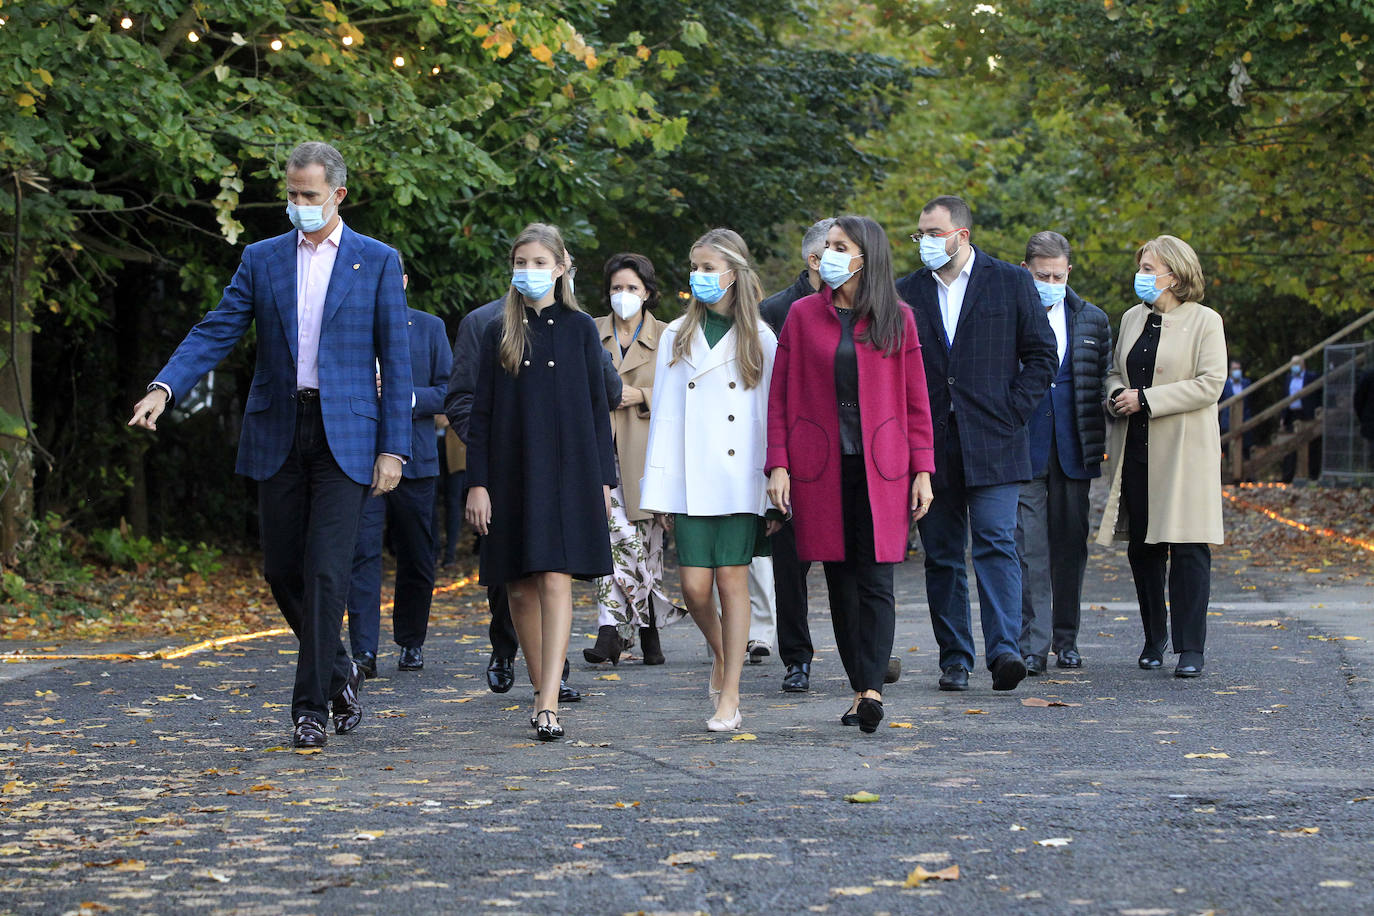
[1056,648,1082,669]
[559,681,582,703]
[1174,651,1204,678]
[990,653,1028,691]
[884,656,901,684]
[398,646,423,671]
[1138,647,1164,669]
[1023,654,1047,676]
[781,662,811,693]
[293,716,327,749]
[856,697,884,734]
[330,660,363,734]
[487,654,515,693]
[353,651,378,680]
[938,665,970,691]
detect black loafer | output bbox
[353,651,378,680]
[559,680,582,703]
[292,716,327,749]
[330,660,363,734]
[486,654,515,693]
[856,697,884,734]
[398,646,423,671]
[938,665,970,691]
[990,653,1028,691]
[1023,654,1047,676]
[884,656,901,684]
[1056,648,1082,669]
[781,662,810,693]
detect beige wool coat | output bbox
[596,311,666,523]
[1096,300,1227,546]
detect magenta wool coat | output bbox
[765,287,936,563]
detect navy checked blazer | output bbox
[401,307,452,479]
[154,225,413,486]
[895,246,1058,489]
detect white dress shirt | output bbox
[1046,299,1068,367]
[934,247,976,345]
[295,221,343,391]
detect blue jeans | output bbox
[916,430,1023,672]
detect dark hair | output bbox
[834,215,905,355]
[601,252,660,310]
[922,195,973,232]
[1025,231,1071,264]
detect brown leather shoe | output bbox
[293,716,327,748]
[330,660,363,734]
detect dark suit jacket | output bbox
[895,246,1057,489]
[759,270,818,337]
[403,308,452,479]
[155,225,412,486]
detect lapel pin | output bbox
[353,263,361,270]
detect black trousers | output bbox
[1122,458,1210,657]
[488,583,519,659]
[258,397,368,725]
[822,455,896,693]
[770,519,813,666]
[346,475,437,655]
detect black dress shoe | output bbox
[559,681,582,703]
[487,654,515,693]
[1023,654,1047,676]
[583,625,627,665]
[1056,648,1082,669]
[938,665,970,691]
[781,662,810,693]
[884,656,901,684]
[856,697,884,734]
[990,653,1028,691]
[292,716,327,749]
[353,651,378,680]
[1174,651,1204,678]
[330,660,363,734]
[1138,647,1164,669]
[398,646,423,671]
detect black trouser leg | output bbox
[822,456,896,694]
[1046,458,1092,654]
[1167,543,1211,656]
[390,476,437,649]
[488,583,519,658]
[770,519,813,666]
[259,399,368,725]
[1123,459,1168,654]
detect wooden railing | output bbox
[1220,309,1374,482]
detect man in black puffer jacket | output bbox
[1013,231,1113,674]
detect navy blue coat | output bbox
[402,308,451,479]
[896,247,1058,489]
[466,304,617,586]
[1026,288,1112,479]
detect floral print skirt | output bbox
[595,481,686,640]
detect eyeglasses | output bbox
[909,227,964,243]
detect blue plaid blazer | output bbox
[154,225,413,486]
[895,247,1057,489]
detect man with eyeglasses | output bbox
[895,196,1057,693]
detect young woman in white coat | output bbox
[640,228,779,733]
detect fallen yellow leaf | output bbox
[731,733,757,741]
[595,673,621,681]
[965,708,988,715]
[831,886,874,896]
[888,721,914,728]
[844,791,880,804]
[904,864,960,886]
[1184,752,1231,759]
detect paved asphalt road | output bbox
[2,497,1372,915]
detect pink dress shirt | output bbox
[295,221,343,391]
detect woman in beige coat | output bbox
[1096,235,1226,678]
[587,253,686,665]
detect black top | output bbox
[835,307,862,455]
[1124,310,1162,463]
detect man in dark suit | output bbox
[1281,356,1322,481]
[1012,232,1112,676]
[129,142,412,749]
[347,262,451,678]
[895,196,1057,693]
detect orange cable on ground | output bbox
[1222,487,1374,555]
[2,573,480,664]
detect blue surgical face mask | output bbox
[1134,271,1164,305]
[919,232,959,271]
[1231,369,1243,381]
[512,268,556,300]
[286,194,336,234]
[1035,280,1066,309]
[1291,365,1303,376]
[818,248,862,289]
[690,271,731,305]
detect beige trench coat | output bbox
[1096,300,1227,546]
[596,311,666,523]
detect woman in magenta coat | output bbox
[766,215,935,733]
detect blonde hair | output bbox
[1136,235,1206,303]
[670,228,766,389]
[500,223,581,375]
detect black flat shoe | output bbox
[990,653,1027,691]
[840,707,861,727]
[398,646,423,671]
[782,662,810,693]
[583,625,628,665]
[938,665,970,691]
[487,654,515,693]
[535,710,564,741]
[1056,648,1082,669]
[1023,654,1047,676]
[856,698,884,734]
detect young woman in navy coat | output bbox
[466,223,617,741]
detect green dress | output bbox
[673,309,771,569]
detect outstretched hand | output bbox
[128,388,170,431]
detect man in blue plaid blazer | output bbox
[129,142,412,749]
[895,196,1057,695]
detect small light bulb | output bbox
[0,17,7,27]
[393,55,405,68]
[120,17,133,29]
[341,35,354,46]
[270,39,283,51]
[187,30,199,43]
[431,66,441,75]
